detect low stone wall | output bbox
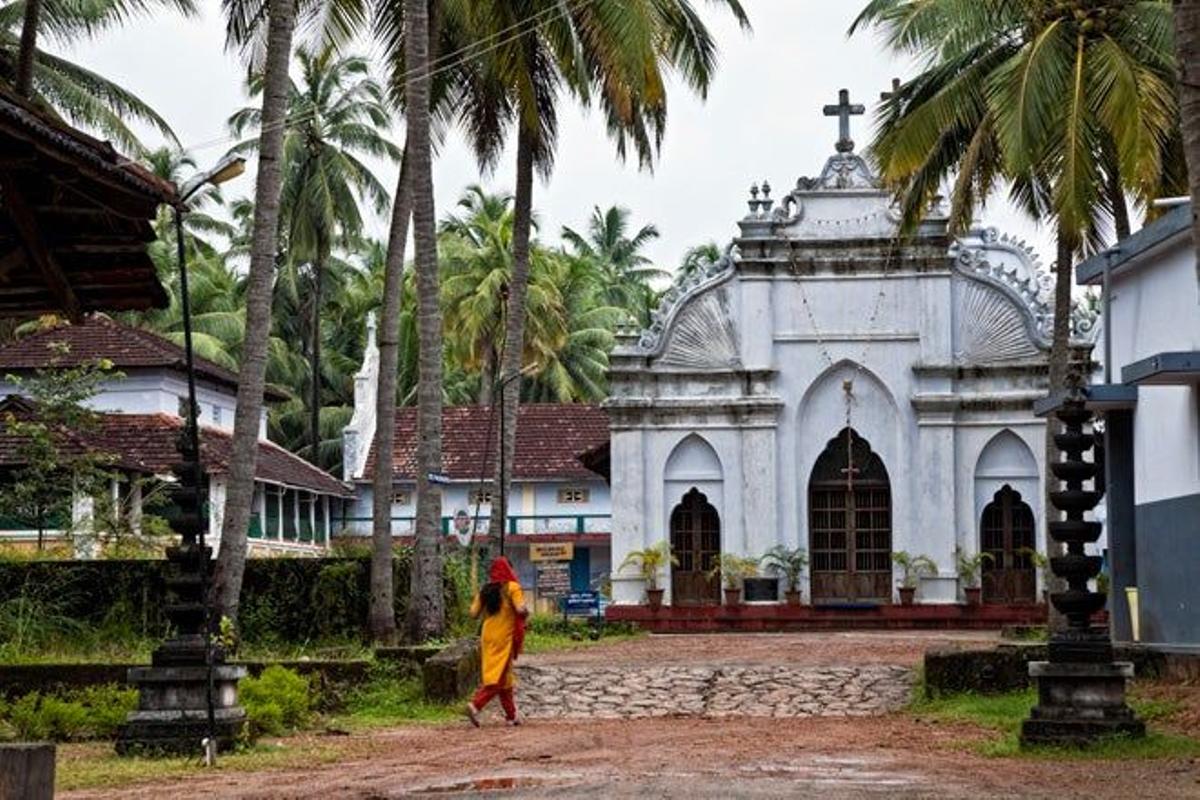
[923,644,1170,697]
[0,659,371,699]
[422,639,480,702]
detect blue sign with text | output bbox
[561,591,601,617]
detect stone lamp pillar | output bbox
[1020,387,1144,746]
[115,433,246,755]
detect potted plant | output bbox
[762,545,808,605]
[619,541,676,611]
[708,553,760,606]
[955,546,993,606]
[892,551,937,606]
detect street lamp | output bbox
[173,154,245,765]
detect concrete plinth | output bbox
[116,664,247,755]
[1020,661,1145,746]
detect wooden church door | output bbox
[980,486,1037,604]
[670,488,721,605]
[808,429,893,604]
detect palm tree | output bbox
[1177,1,1200,267]
[440,186,570,403]
[455,0,750,542]
[678,241,722,280]
[522,250,622,403]
[2,0,195,152]
[562,205,666,324]
[228,44,397,466]
[404,0,445,642]
[212,0,298,622]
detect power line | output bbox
[181,0,590,155]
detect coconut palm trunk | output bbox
[488,123,535,540]
[211,0,297,620]
[1177,0,1200,268]
[15,0,42,96]
[309,248,325,465]
[369,148,411,644]
[405,0,445,641]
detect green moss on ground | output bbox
[910,687,1200,760]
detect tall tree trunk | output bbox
[405,0,445,642]
[369,148,411,644]
[478,345,495,406]
[309,252,324,466]
[211,0,296,621]
[15,0,42,97]
[1176,0,1200,273]
[1044,229,1074,629]
[488,122,535,541]
[1103,140,1131,240]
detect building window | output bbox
[557,487,590,504]
[468,487,493,506]
[393,489,413,506]
[212,405,222,425]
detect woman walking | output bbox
[467,556,528,726]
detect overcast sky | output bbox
[59,1,1056,270]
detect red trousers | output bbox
[471,684,517,720]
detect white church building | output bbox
[607,91,1097,608]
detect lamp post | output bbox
[116,155,247,763]
[175,154,245,765]
[495,365,534,556]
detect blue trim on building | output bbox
[1077,204,1192,286]
[1133,492,1200,647]
[1121,351,1200,386]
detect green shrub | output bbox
[0,685,135,741]
[310,561,365,640]
[240,666,312,738]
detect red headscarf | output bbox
[488,556,519,585]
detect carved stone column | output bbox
[1020,387,1143,746]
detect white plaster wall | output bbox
[1109,239,1200,505]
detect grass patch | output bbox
[521,616,643,655]
[326,663,459,730]
[55,740,350,793]
[911,688,1200,760]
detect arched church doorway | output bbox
[980,485,1036,604]
[670,488,721,605]
[808,428,892,604]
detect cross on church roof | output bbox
[823,88,865,154]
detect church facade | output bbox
[606,93,1097,607]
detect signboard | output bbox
[535,562,571,596]
[530,542,574,562]
[561,591,601,617]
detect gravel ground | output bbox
[61,632,1200,799]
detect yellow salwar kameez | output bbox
[471,580,525,688]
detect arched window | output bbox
[980,485,1036,604]
[808,428,892,604]
[669,488,721,606]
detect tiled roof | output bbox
[0,401,349,497]
[0,315,288,401]
[363,404,610,482]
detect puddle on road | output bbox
[739,755,928,789]
[407,772,582,795]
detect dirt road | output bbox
[62,633,1200,799]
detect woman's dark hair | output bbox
[480,581,503,616]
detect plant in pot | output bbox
[955,547,993,606]
[620,541,676,611]
[762,545,808,605]
[892,551,937,606]
[708,553,760,606]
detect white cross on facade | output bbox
[823,88,865,154]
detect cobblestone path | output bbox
[515,664,914,720]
